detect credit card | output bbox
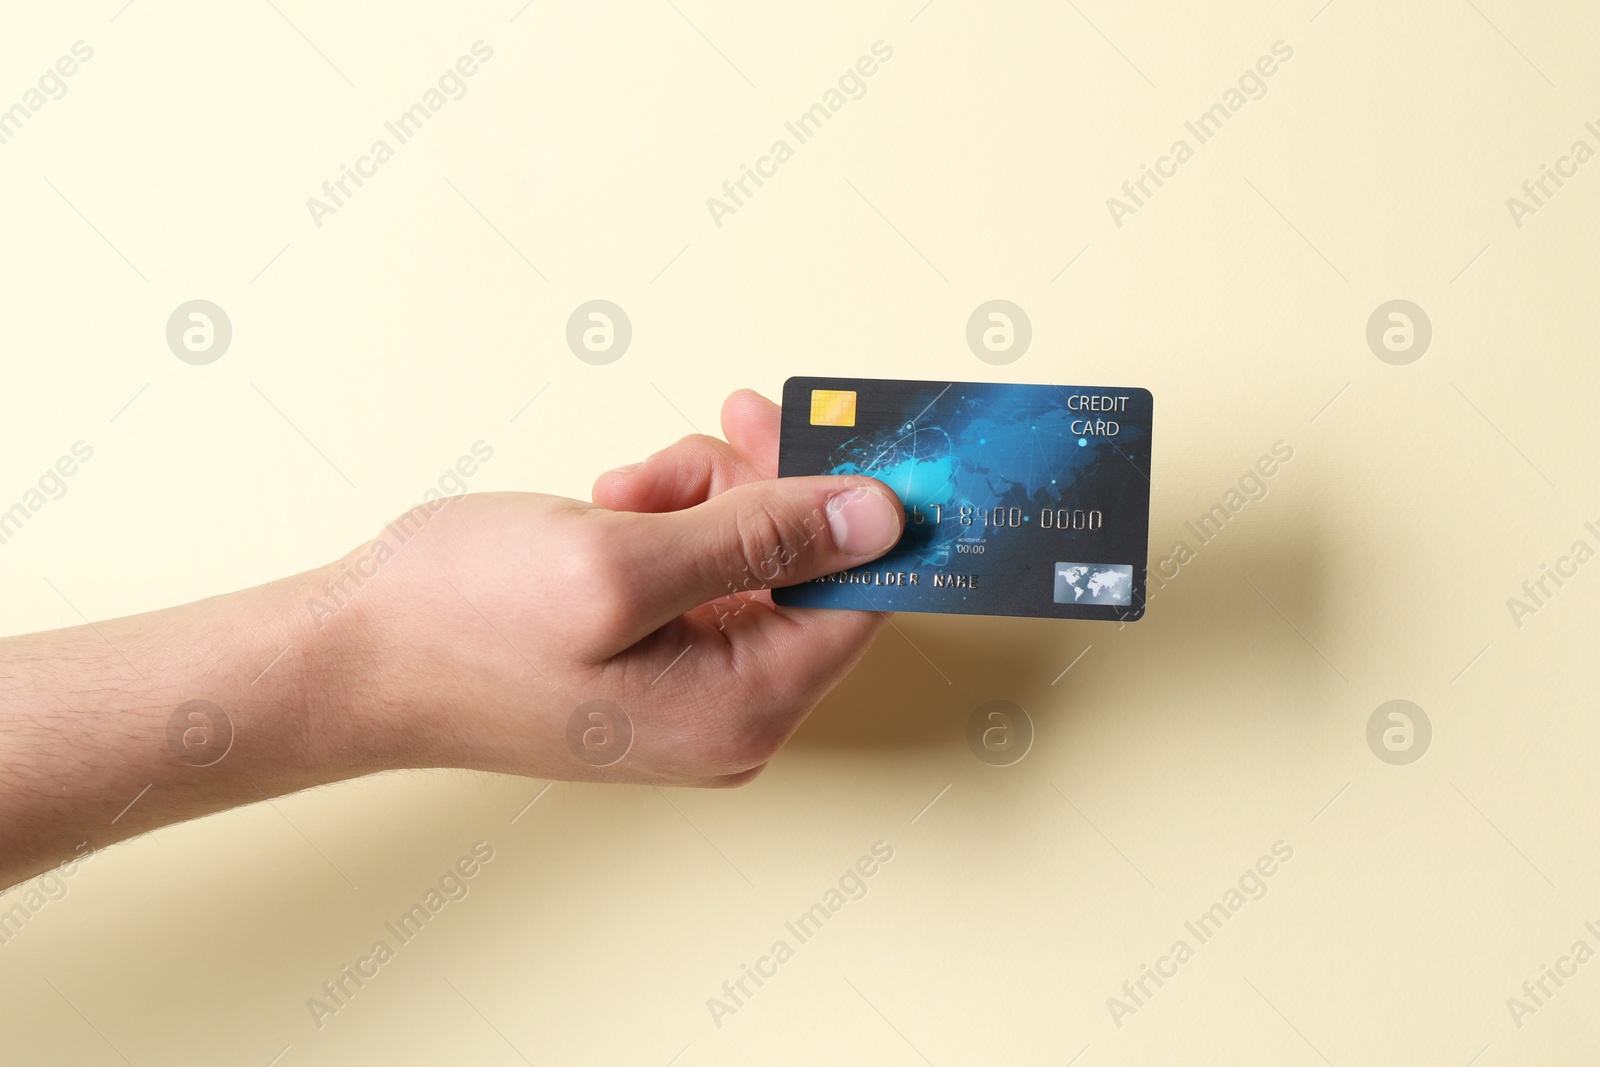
[773,376,1153,621]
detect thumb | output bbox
[613,475,903,641]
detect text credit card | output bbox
[774,377,1153,621]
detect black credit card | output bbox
[773,377,1153,621]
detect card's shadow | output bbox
[788,493,1329,751]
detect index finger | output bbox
[721,389,781,479]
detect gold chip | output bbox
[809,389,857,427]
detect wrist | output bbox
[152,574,349,790]
[291,543,467,778]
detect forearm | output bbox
[0,568,371,889]
[0,405,906,887]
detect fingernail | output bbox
[607,461,644,475]
[826,486,901,555]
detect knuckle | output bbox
[665,434,724,472]
[701,765,768,789]
[719,685,806,770]
[562,516,633,639]
[696,728,782,776]
[730,501,805,589]
[723,723,783,769]
[676,682,793,775]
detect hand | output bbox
[0,389,904,889]
[332,389,904,786]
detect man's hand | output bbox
[0,390,903,889]
[341,389,903,785]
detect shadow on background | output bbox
[789,491,1330,752]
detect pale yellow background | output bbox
[2,1,1597,1063]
